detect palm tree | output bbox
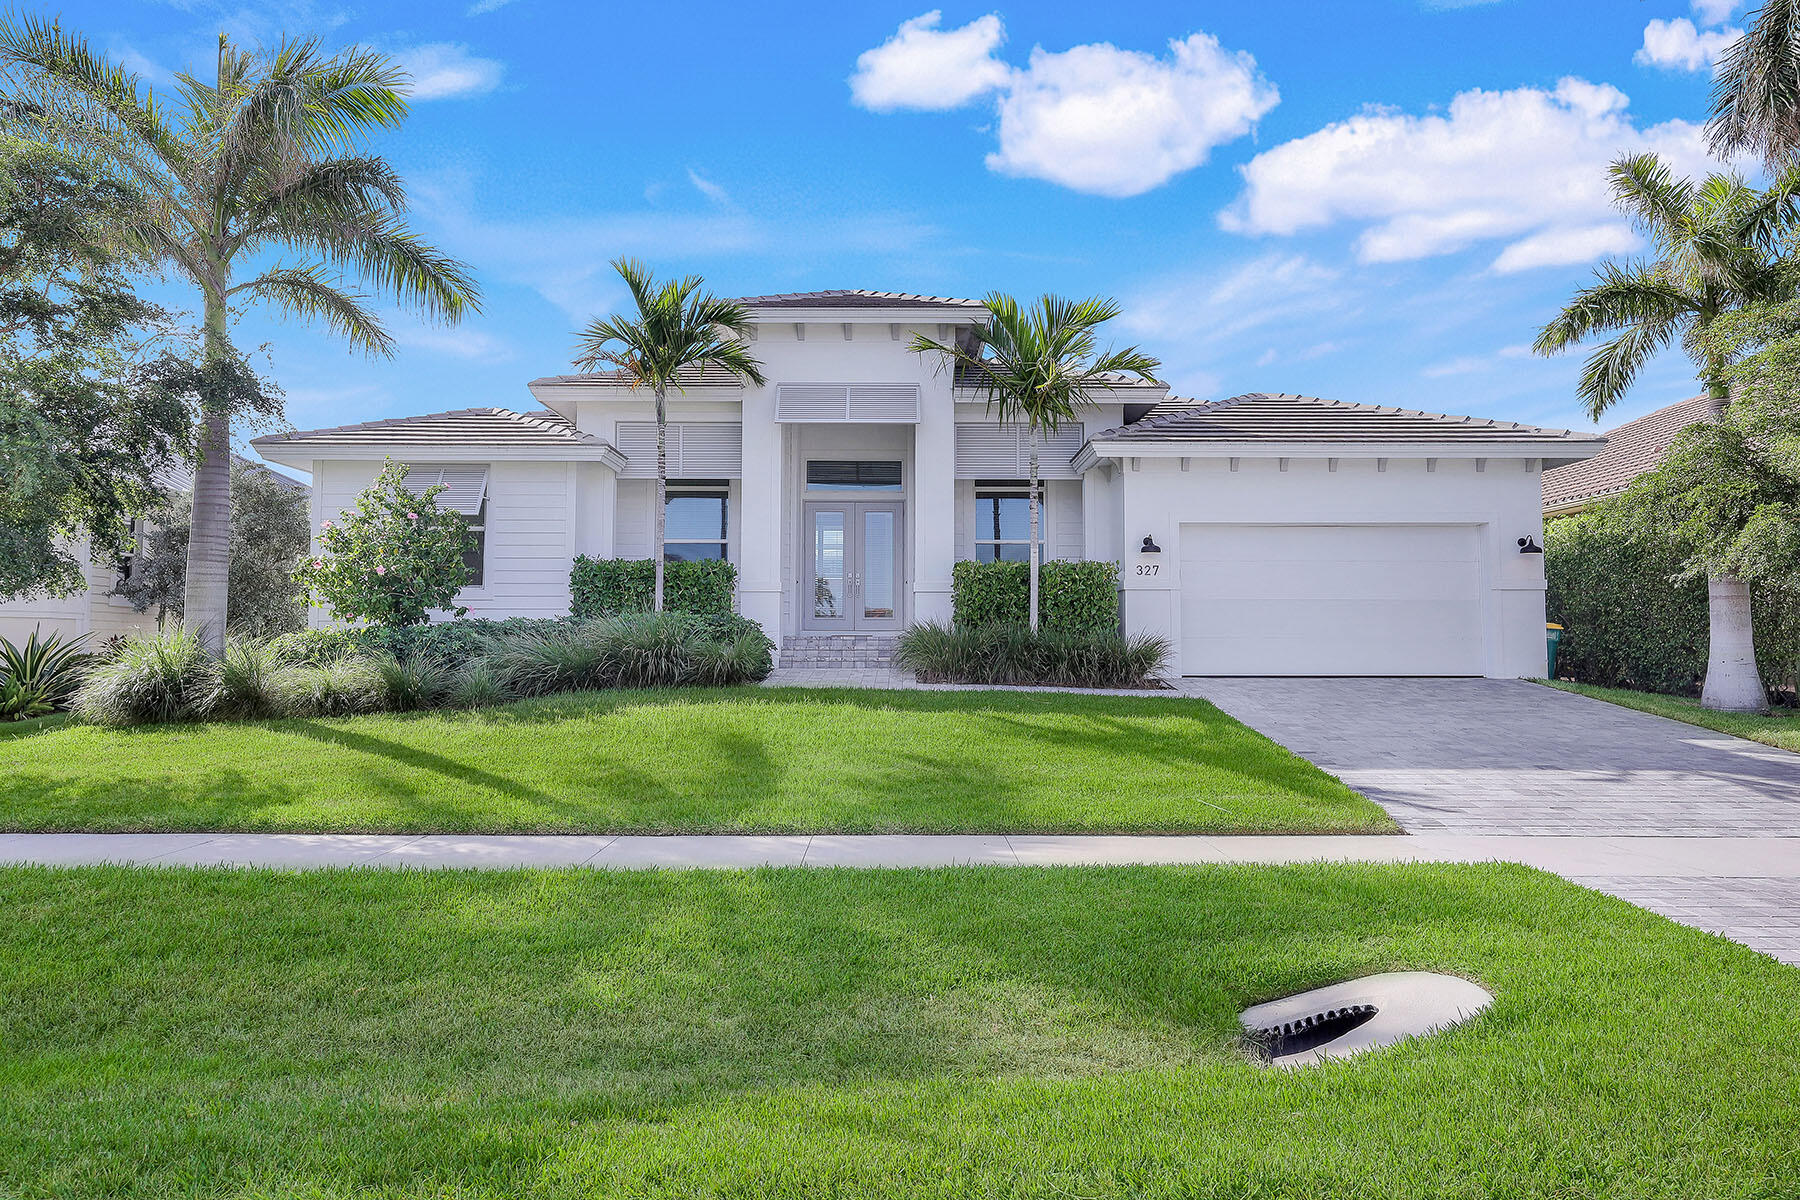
[1535,152,1800,711]
[0,19,480,653]
[1710,0,1800,164]
[912,294,1159,632]
[573,260,764,611]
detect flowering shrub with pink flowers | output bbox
[294,459,476,628]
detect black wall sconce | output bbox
[1517,536,1543,554]
[1140,535,1162,554]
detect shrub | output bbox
[484,624,615,696]
[1547,507,1800,698]
[570,557,736,619]
[0,628,91,719]
[949,560,1121,634]
[274,657,386,718]
[480,611,773,692]
[375,654,457,712]
[448,660,510,710]
[896,621,1169,688]
[273,618,569,666]
[214,638,288,720]
[73,628,218,726]
[294,458,476,628]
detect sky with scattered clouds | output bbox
[55,0,1759,467]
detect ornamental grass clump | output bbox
[274,657,385,718]
[73,628,218,726]
[448,660,510,710]
[213,638,289,720]
[375,654,458,712]
[896,621,1169,689]
[483,623,615,696]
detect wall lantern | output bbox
[1517,536,1544,555]
[1141,535,1162,554]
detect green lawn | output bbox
[0,687,1393,834]
[1,863,1794,1198]
[1548,680,1800,752]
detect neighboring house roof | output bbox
[251,407,627,470]
[1540,394,1718,514]
[530,363,750,390]
[231,453,308,491]
[950,362,1167,392]
[1089,392,1600,446]
[733,289,983,310]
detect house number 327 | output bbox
[1135,563,1159,576]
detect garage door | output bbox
[1179,524,1484,676]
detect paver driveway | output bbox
[1182,677,1800,836]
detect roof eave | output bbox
[1081,438,1607,461]
[746,305,980,323]
[248,439,627,472]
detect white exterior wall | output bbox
[1096,454,1549,679]
[0,550,161,645]
[307,457,584,626]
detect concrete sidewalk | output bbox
[4,831,1796,964]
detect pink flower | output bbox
[375,565,387,576]
[311,560,322,569]
[407,512,418,520]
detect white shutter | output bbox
[953,424,1085,479]
[615,422,742,477]
[775,384,848,421]
[848,383,920,422]
[405,463,488,514]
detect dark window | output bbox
[665,481,728,562]
[806,460,902,491]
[462,500,486,586]
[974,480,1046,564]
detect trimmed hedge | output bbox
[1546,508,1800,700]
[570,557,736,620]
[950,559,1121,635]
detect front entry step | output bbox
[781,634,901,668]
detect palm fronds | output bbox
[1710,0,1800,165]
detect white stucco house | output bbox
[253,289,1605,678]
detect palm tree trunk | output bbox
[653,383,667,613]
[183,294,232,655]
[1695,374,1768,712]
[1027,435,1040,634]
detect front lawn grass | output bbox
[0,687,1393,834]
[1,862,1794,1198]
[1547,680,1800,753]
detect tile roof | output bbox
[530,363,751,389]
[252,407,613,448]
[952,362,1166,391]
[1541,394,1719,512]
[231,453,307,491]
[733,289,983,310]
[1091,392,1602,445]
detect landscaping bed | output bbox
[0,687,1391,834]
[0,862,1794,1198]
[1547,680,1800,753]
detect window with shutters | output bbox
[805,460,902,491]
[665,480,729,562]
[973,480,1046,563]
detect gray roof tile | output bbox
[1541,394,1718,511]
[252,407,612,448]
[1091,392,1602,445]
[530,363,750,388]
[734,289,982,310]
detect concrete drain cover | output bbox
[1240,971,1493,1068]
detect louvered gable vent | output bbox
[953,423,1084,479]
[775,383,920,422]
[615,423,744,478]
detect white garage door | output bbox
[1179,524,1484,676]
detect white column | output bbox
[911,408,955,626]
[737,384,784,642]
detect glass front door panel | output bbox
[811,510,846,619]
[861,509,896,620]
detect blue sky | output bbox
[52,0,1753,468]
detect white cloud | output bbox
[395,325,513,362]
[1123,253,1342,343]
[1637,17,1741,73]
[395,43,504,100]
[687,168,733,207]
[852,18,1276,197]
[986,33,1279,197]
[1421,342,1535,378]
[1691,0,1739,24]
[1490,222,1640,273]
[468,0,517,12]
[849,11,1010,111]
[1222,77,1717,270]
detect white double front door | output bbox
[803,501,903,632]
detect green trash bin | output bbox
[1545,623,1564,679]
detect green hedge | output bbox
[1546,508,1800,699]
[570,557,736,620]
[949,559,1120,635]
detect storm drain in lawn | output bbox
[1242,972,1495,1067]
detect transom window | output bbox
[974,480,1047,563]
[665,480,729,562]
[806,460,902,491]
[462,499,487,586]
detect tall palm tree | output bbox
[1710,0,1800,164]
[0,19,480,653]
[913,294,1159,632]
[573,260,764,611]
[1535,152,1800,711]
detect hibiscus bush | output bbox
[294,459,476,628]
